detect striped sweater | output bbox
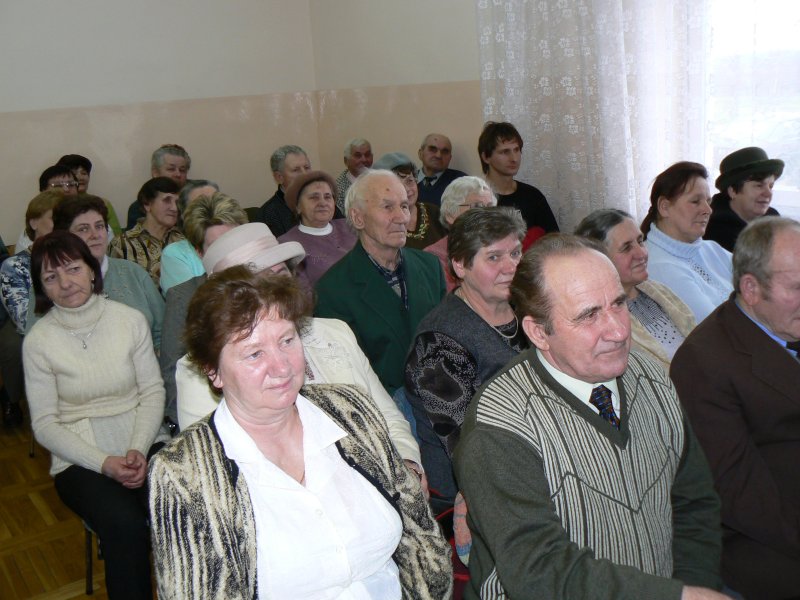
[148,383,452,600]
[454,349,722,600]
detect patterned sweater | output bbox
[148,383,452,600]
[109,220,184,290]
[454,349,722,599]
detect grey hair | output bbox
[733,216,800,294]
[151,144,191,171]
[447,206,526,280]
[179,179,220,212]
[419,132,451,150]
[439,176,495,228]
[574,209,632,244]
[343,138,371,158]
[344,169,400,228]
[270,145,307,173]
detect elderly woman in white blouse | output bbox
[576,208,696,368]
[148,267,451,599]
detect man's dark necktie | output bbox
[590,385,620,429]
[423,176,436,187]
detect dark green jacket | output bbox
[315,240,446,394]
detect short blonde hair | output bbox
[25,190,63,239]
[183,192,248,250]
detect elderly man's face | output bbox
[524,250,631,383]
[345,143,373,176]
[748,227,800,342]
[351,174,410,254]
[275,153,311,190]
[419,135,453,174]
[153,154,189,187]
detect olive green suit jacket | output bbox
[315,240,446,394]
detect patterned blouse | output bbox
[628,290,685,361]
[0,250,32,334]
[406,316,527,455]
[108,221,184,291]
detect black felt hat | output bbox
[715,147,784,192]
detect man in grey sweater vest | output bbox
[454,234,727,600]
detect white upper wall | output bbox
[310,0,480,89]
[1,1,479,114]
[0,0,317,112]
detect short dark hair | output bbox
[137,177,181,207]
[38,165,76,192]
[574,209,633,244]
[511,234,603,335]
[478,121,524,174]
[184,265,312,391]
[57,154,92,174]
[641,161,708,238]
[53,194,109,231]
[728,171,777,195]
[447,206,527,280]
[30,230,103,315]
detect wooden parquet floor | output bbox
[0,423,107,599]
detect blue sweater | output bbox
[645,224,732,323]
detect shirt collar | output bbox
[215,394,346,465]
[734,298,795,355]
[417,169,443,183]
[536,349,620,405]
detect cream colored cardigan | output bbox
[630,279,697,370]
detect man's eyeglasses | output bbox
[459,201,492,209]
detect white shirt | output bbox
[537,349,621,416]
[215,395,402,599]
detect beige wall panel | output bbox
[310,0,480,90]
[0,93,320,242]
[0,81,481,244]
[316,80,483,181]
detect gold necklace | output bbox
[406,203,429,240]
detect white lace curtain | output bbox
[477,0,710,231]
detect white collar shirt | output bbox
[536,349,621,416]
[215,395,403,599]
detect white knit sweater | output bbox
[23,294,165,476]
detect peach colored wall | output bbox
[0,1,481,244]
[317,81,483,179]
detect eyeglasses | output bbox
[49,181,79,190]
[395,172,417,184]
[459,202,492,209]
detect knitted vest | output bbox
[476,349,685,592]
